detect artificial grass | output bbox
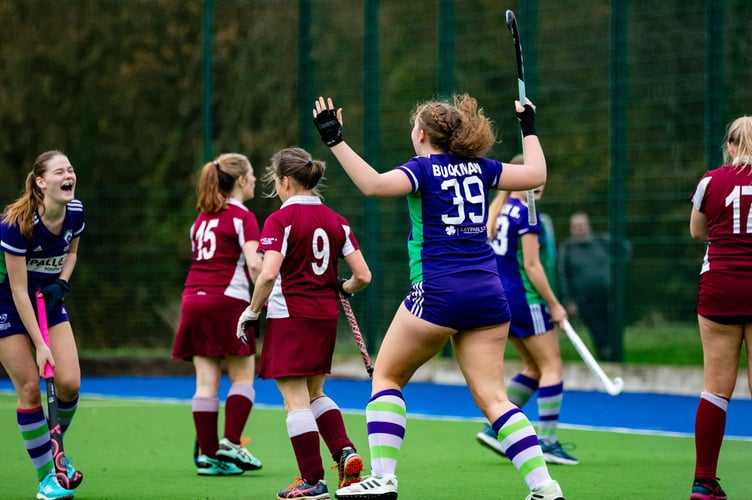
[0,393,749,499]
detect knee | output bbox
[55,376,80,401]
[17,379,42,407]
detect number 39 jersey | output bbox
[690,164,752,274]
[183,199,260,301]
[397,153,503,284]
[257,195,360,320]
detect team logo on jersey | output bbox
[0,314,9,330]
[64,230,73,249]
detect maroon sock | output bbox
[224,384,254,444]
[193,396,219,457]
[694,396,727,480]
[311,397,351,461]
[287,409,324,483]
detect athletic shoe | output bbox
[690,478,727,500]
[216,437,263,471]
[337,447,363,488]
[63,456,84,488]
[475,424,506,457]
[540,440,579,465]
[277,478,329,499]
[525,479,565,500]
[335,474,398,499]
[37,470,74,500]
[195,454,244,476]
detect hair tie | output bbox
[213,159,220,169]
[307,159,313,167]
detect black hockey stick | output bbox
[36,291,84,489]
[506,9,537,226]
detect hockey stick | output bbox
[35,291,84,489]
[339,293,374,377]
[561,319,624,396]
[505,9,537,226]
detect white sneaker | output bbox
[526,479,565,500]
[335,473,398,499]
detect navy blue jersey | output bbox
[396,153,503,284]
[0,199,85,303]
[491,197,544,306]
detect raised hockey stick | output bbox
[36,290,84,489]
[339,293,374,377]
[505,9,537,226]
[561,319,624,396]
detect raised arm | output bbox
[313,96,412,198]
[497,101,546,192]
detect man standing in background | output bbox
[558,212,618,361]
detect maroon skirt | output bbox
[172,291,255,360]
[257,317,337,379]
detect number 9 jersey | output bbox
[257,195,360,320]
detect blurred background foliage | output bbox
[0,0,750,354]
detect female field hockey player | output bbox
[236,147,371,500]
[0,151,84,500]
[476,154,578,466]
[313,95,565,500]
[172,153,263,476]
[688,115,752,500]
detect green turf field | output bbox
[0,393,748,499]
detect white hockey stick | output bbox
[561,319,624,396]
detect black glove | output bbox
[40,279,70,313]
[313,109,343,147]
[338,277,353,299]
[516,104,537,137]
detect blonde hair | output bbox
[724,116,752,170]
[262,147,325,199]
[411,93,496,157]
[2,150,65,239]
[196,153,251,214]
[486,154,523,241]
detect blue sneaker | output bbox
[277,478,329,499]
[691,478,727,500]
[540,440,579,465]
[37,470,74,500]
[475,424,506,456]
[63,456,84,488]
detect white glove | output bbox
[236,309,260,345]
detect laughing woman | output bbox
[0,150,85,500]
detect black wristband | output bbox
[517,104,537,137]
[338,278,352,298]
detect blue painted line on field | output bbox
[2,376,750,438]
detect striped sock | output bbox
[493,408,552,491]
[58,395,78,436]
[366,389,406,476]
[507,373,539,408]
[537,382,563,445]
[18,407,53,481]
